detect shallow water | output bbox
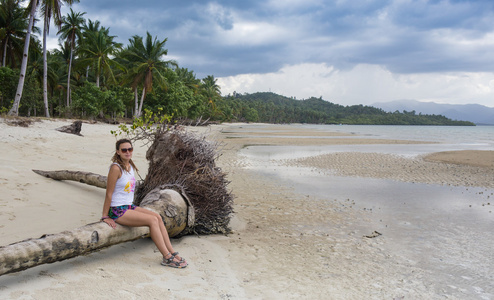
[238,124,494,299]
[295,124,494,145]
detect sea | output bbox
[237,124,494,299]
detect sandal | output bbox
[161,254,187,269]
[171,252,186,263]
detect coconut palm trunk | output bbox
[2,38,8,67]
[8,1,37,116]
[66,47,73,106]
[95,69,100,87]
[42,17,50,118]
[134,87,139,117]
[137,86,146,117]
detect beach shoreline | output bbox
[1,119,493,299]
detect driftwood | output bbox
[364,231,382,238]
[32,170,108,188]
[0,189,190,276]
[56,121,83,136]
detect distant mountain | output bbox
[372,100,494,125]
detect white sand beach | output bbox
[0,119,493,299]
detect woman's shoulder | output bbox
[109,163,123,176]
[110,163,122,170]
[111,163,134,175]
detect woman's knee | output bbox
[152,211,162,220]
[138,207,161,220]
[148,214,162,228]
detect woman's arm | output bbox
[102,165,121,228]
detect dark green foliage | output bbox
[218,92,475,126]
[71,81,107,118]
[106,85,131,118]
[0,66,18,112]
[68,82,130,119]
[20,74,42,116]
[0,66,49,116]
[143,70,204,120]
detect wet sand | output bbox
[425,150,494,168]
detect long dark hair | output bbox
[111,138,138,172]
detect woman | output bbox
[101,138,187,268]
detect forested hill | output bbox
[218,92,475,126]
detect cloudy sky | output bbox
[50,0,494,107]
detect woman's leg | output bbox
[134,207,186,262]
[115,209,186,265]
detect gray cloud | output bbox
[60,0,494,77]
[53,0,494,106]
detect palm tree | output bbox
[8,0,37,116]
[120,31,176,117]
[79,19,99,79]
[40,0,78,117]
[0,0,28,68]
[50,42,71,112]
[176,67,200,94]
[78,25,123,88]
[201,75,221,116]
[57,8,85,106]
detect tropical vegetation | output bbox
[0,1,474,126]
[0,0,216,121]
[218,92,475,125]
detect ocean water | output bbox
[237,124,494,299]
[304,124,494,144]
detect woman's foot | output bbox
[161,253,187,268]
[171,252,186,264]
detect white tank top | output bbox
[110,163,136,206]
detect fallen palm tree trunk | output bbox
[32,170,108,188]
[0,189,189,276]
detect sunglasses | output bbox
[120,147,133,153]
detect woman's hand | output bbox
[102,218,117,229]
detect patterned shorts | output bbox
[108,204,136,220]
